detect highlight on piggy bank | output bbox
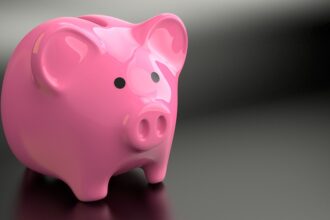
[1,14,188,201]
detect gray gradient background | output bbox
[1,0,330,219]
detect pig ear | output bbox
[31,25,100,93]
[136,14,188,76]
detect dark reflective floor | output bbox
[1,91,330,220]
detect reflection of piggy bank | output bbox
[1,13,188,201]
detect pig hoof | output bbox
[69,181,109,202]
[74,188,108,202]
[143,164,167,184]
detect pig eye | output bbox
[151,72,160,83]
[114,77,125,89]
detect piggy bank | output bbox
[1,13,188,201]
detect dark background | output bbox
[1,0,330,219]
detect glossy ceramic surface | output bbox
[1,13,188,201]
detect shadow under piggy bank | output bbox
[14,169,172,220]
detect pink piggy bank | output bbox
[1,13,188,201]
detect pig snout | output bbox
[126,106,171,151]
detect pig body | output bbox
[1,14,188,201]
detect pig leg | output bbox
[66,174,110,202]
[143,158,169,184]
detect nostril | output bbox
[156,115,167,137]
[138,119,150,140]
